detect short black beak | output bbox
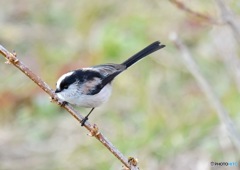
[55,89,61,93]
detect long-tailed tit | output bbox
[55,41,165,125]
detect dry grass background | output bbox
[0,0,240,169]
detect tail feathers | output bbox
[121,41,165,68]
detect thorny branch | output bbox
[171,33,240,151]
[0,45,139,170]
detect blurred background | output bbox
[0,0,240,169]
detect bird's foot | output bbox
[59,101,68,107]
[51,96,68,107]
[81,116,88,126]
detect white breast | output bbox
[57,84,112,108]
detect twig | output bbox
[0,45,139,170]
[214,30,240,92]
[216,0,240,44]
[170,33,240,151]
[169,0,221,25]
[215,0,240,92]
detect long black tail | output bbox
[121,41,165,68]
[98,41,165,92]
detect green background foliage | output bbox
[0,0,239,169]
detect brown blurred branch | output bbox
[169,0,221,25]
[170,33,240,151]
[0,45,139,170]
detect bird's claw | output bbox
[81,116,88,126]
[59,101,68,107]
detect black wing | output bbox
[86,64,126,95]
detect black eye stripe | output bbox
[59,70,103,91]
[60,76,75,90]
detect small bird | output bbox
[55,41,165,125]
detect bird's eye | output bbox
[63,85,69,89]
